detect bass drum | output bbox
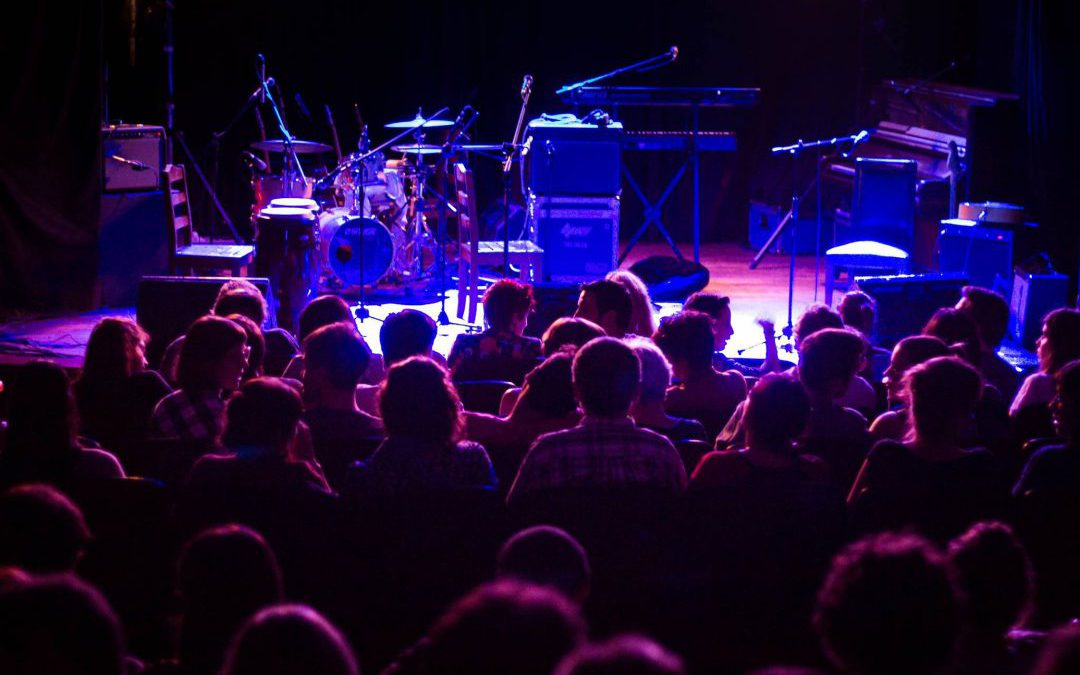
[319,210,394,288]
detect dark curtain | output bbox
[0,0,102,312]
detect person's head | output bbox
[303,323,371,402]
[379,356,463,445]
[947,521,1033,639]
[380,309,437,366]
[0,484,90,573]
[575,280,633,338]
[684,292,734,351]
[5,360,77,453]
[572,337,640,419]
[904,356,982,443]
[177,525,284,671]
[923,307,981,366]
[517,353,578,420]
[554,635,685,675]
[956,286,1010,350]
[497,526,591,604]
[542,317,606,357]
[624,337,673,406]
[0,575,125,675]
[226,314,266,381]
[798,329,866,401]
[1052,359,1080,440]
[483,279,535,334]
[882,336,951,404]
[1031,623,1080,675]
[745,374,811,454]
[1038,308,1080,374]
[814,533,959,675]
[652,311,715,378]
[838,291,876,337]
[606,270,658,337]
[213,279,269,327]
[177,315,248,394]
[794,304,844,349]
[221,377,304,454]
[220,604,359,675]
[424,579,585,675]
[79,318,149,382]
[297,295,353,343]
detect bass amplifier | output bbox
[936,218,1013,294]
[525,119,623,195]
[532,195,619,283]
[102,124,165,192]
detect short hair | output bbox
[518,353,577,419]
[798,328,866,396]
[1057,359,1080,409]
[572,337,640,418]
[484,279,535,330]
[653,311,715,372]
[303,322,371,390]
[0,484,90,573]
[891,335,952,373]
[959,286,1010,347]
[379,356,463,445]
[214,279,269,327]
[923,307,982,364]
[814,533,959,675]
[746,374,810,452]
[542,317,606,357]
[1031,622,1080,675]
[226,314,266,380]
[221,604,359,675]
[684,292,731,319]
[1042,308,1080,374]
[380,309,437,366]
[794,304,844,347]
[947,521,1033,637]
[0,575,125,675]
[297,295,353,343]
[625,337,672,404]
[554,634,685,675]
[177,316,247,393]
[425,579,586,675]
[607,270,658,336]
[581,280,633,335]
[78,317,149,382]
[905,356,983,440]
[221,378,304,451]
[497,526,591,602]
[838,291,876,335]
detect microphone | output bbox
[670,45,679,61]
[521,75,533,99]
[241,150,268,172]
[257,54,266,104]
[109,154,150,171]
[851,129,870,146]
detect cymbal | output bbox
[250,139,333,154]
[391,144,443,156]
[384,115,453,129]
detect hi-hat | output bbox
[391,144,443,156]
[384,115,452,129]
[250,139,333,154]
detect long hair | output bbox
[379,356,464,445]
[607,270,658,337]
[76,317,148,385]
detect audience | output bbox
[574,279,633,338]
[956,286,1022,401]
[796,305,877,415]
[448,279,542,384]
[0,360,125,488]
[220,604,359,675]
[555,634,685,675]
[686,291,782,375]
[1011,307,1080,415]
[541,317,607,357]
[356,309,440,415]
[1030,623,1080,675]
[151,316,249,442]
[607,270,659,337]
[496,525,591,604]
[625,337,708,443]
[281,294,357,381]
[838,290,891,395]
[0,484,90,573]
[869,335,951,441]
[924,306,984,367]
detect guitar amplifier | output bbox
[936,218,1014,294]
[525,119,623,195]
[102,124,166,192]
[532,194,619,283]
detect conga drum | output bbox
[255,206,319,332]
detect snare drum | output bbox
[255,206,320,331]
[318,211,394,288]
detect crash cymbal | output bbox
[384,115,453,129]
[250,139,333,154]
[391,144,443,156]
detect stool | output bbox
[825,240,910,306]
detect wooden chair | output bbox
[165,164,254,276]
[454,162,543,323]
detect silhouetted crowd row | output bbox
[1,272,1080,675]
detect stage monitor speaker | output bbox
[627,255,710,302]
[102,124,165,192]
[853,273,968,348]
[534,194,619,283]
[936,219,1013,295]
[525,282,583,339]
[99,191,171,307]
[136,276,275,368]
[1009,271,1069,350]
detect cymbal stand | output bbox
[259,76,306,199]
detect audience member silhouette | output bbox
[1011,308,1080,415]
[220,604,359,675]
[625,337,708,443]
[281,294,357,381]
[924,306,983,368]
[0,484,90,573]
[869,335,951,441]
[685,291,781,376]
[554,634,685,675]
[574,279,633,338]
[838,290,891,396]
[496,525,591,605]
[541,317,607,357]
[956,286,1022,401]
[607,270,659,337]
[796,305,876,415]
[448,279,542,384]
[356,309,442,415]
[225,314,266,382]
[1030,623,1080,675]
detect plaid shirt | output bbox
[150,389,226,441]
[508,416,687,502]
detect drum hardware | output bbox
[384,110,455,129]
[390,143,443,156]
[249,138,334,154]
[325,104,344,164]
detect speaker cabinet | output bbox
[99,191,171,307]
[853,273,968,348]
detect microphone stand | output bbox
[556,46,678,97]
[502,77,533,277]
[205,80,265,242]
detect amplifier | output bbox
[525,119,623,195]
[853,273,968,348]
[102,124,165,192]
[532,195,619,283]
[99,191,170,307]
[1010,271,1069,349]
[936,218,1014,294]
